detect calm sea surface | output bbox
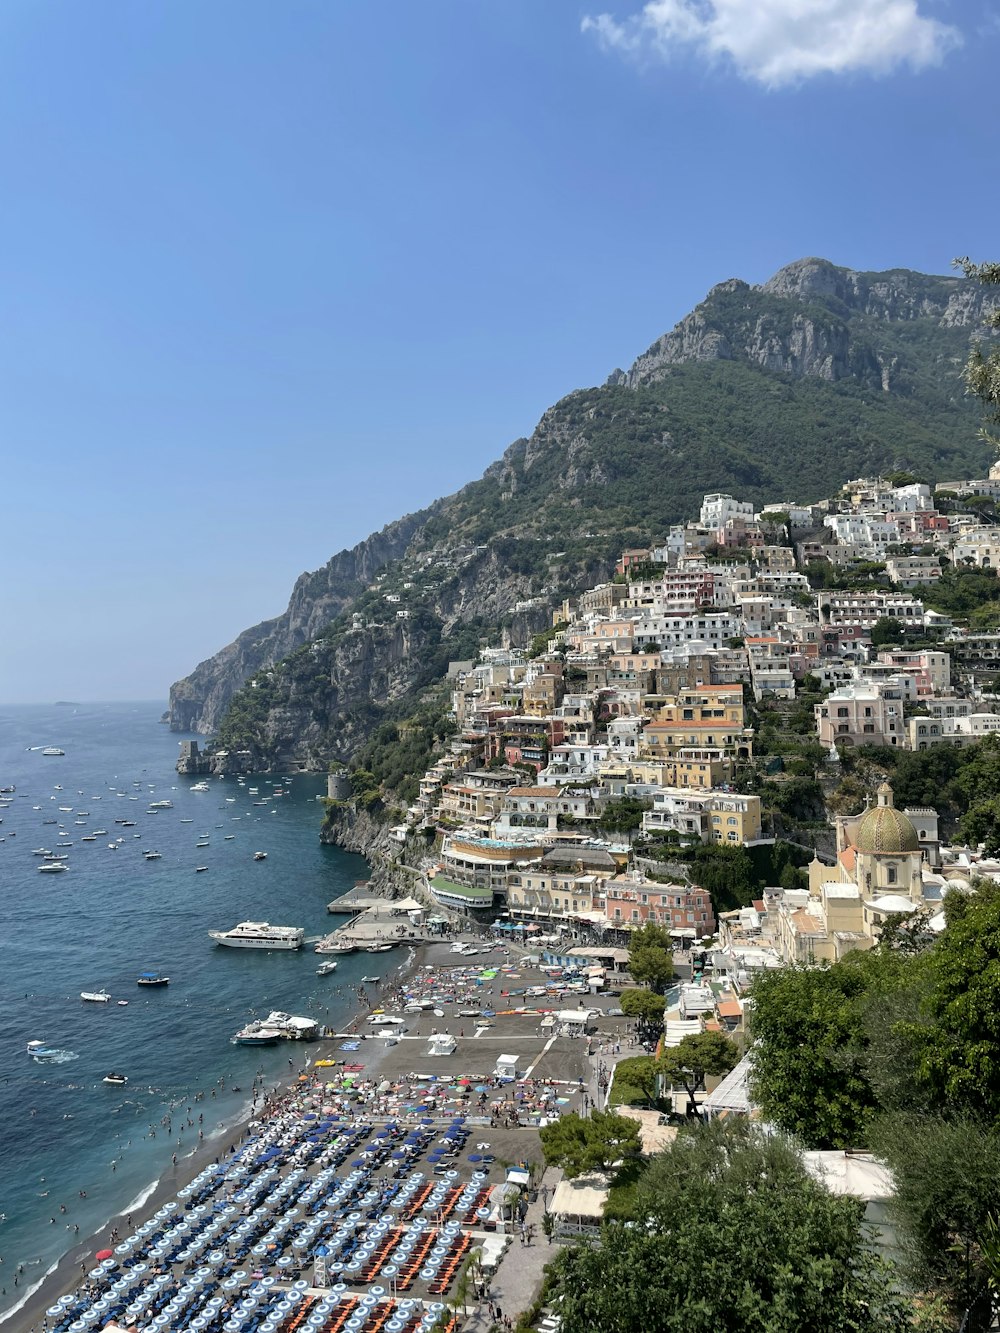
[0,702,380,1320]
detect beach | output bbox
[9,936,634,1332]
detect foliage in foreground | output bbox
[551,1121,918,1333]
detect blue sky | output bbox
[1,0,996,702]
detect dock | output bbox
[314,897,438,954]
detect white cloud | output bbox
[581,0,963,87]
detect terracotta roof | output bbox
[839,847,857,873]
[717,998,742,1018]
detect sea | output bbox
[0,701,391,1324]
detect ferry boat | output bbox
[208,921,305,950]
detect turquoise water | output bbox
[0,702,384,1321]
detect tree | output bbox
[627,921,675,993]
[871,1113,1000,1316]
[619,988,665,1033]
[748,956,888,1148]
[550,1120,917,1333]
[539,1111,641,1180]
[870,615,906,645]
[914,879,1000,1121]
[606,1056,661,1108]
[955,257,1000,443]
[657,1030,739,1116]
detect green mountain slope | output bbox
[169,257,997,768]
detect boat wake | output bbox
[30,1049,78,1064]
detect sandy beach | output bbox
[8,934,633,1333]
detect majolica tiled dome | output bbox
[855,782,919,854]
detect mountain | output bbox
[168,257,997,766]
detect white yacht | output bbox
[148,799,173,810]
[81,989,111,1003]
[41,747,65,756]
[208,921,305,950]
[190,782,211,792]
[38,862,67,874]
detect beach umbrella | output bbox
[95,1249,114,1262]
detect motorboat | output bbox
[195,866,208,872]
[27,1039,59,1058]
[41,747,65,756]
[231,1023,282,1046]
[208,921,305,950]
[103,1073,128,1086]
[316,959,339,976]
[148,800,173,810]
[253,851,267,861]
[81,990,111,1003]
[361,976,380,984]
[38,862,68,873]
[144,851,162,860]
[190,781,210,792]
[137,972,169,986]
[366,943,393,953]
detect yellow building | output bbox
[779,783,938,964]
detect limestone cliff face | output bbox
[169,508,433,733]
[613,258,996,391]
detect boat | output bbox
[103,1073,128,1086]
[208,921,305,950]
[180,818,194,823]
[148,800,173,810]
[41,747,65,756]
[224,835,235,840]
[361,976,380,984]
[38,862,68,873]
[144,851,162,860]
[27,1040,68,1061]
[190,782,210,792]
[316,959,339,976]
[366,943,393,953]
[195,841,210,848]
[195,866,208,873]
[81,990,111,1003]
[253,851,267,861]
[231,1023,282,1046]
[137,972,169,986]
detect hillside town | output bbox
[342,465,1000,1025]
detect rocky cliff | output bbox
[169,257,997,767]
[169,508,434,733]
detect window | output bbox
[887,866,897,885]
[837,707,849,718]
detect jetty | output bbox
[314,897,441,954]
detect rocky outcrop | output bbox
[169,508,434,733]
[620,257,997,391]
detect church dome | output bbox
[855,782,920,854]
